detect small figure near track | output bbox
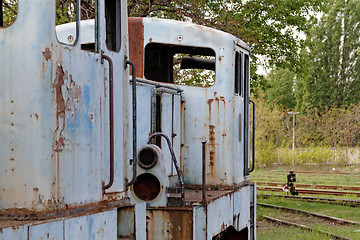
[286,170,299,195]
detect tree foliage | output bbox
[1,0,17,27]
[297,0,360,110]
[264,68,296,109]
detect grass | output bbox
[257,203,360,240]
[255,165,360,239]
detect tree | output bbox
[128,0,326,93]
[1,0,17,27]
[265,68,297,109]
[298,0,360,109]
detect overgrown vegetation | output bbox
[253,94,360,166]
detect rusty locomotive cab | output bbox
[0,2,256,239]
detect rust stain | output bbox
[209,125,216,178]
[55,136,65,153]
[128,18,145,78]
[147,209,193,239]
[42,48,52,61]
[53,65,66,120]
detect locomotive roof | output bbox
[56,17,250,52]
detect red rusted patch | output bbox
[55,136,65,152]
[128,17,144,78]
[53,66,66,120]
[42,48,52,61]
[209,125,216,177]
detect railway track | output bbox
[256,182,360,191]
[259,203,360,225]
[259,194,360,207]
[263,216,352,240]
[259,203,360,240]
[257,186,360,197]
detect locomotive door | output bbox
[235,49,250,177]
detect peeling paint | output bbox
[42,48,52,61]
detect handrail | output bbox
[101,51,114,190]
[125,60,138,188]
[147,132,185,205]
[249,99,255,173]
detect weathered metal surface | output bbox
[141,17,251,187]
[117,207,135,239]
[128,17,144,78]
[0,209,117,240]
[64,210,117,240]
[0,225,27,240]
[0,0,129,212]
[206,187,251,240]
[29,220,63,240]
[146,208,193,240]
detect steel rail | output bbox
[263,216,352,240]
[257,186,360,197]
[255,182,360,191]
[259,194,360,207]
[259,203,360,225]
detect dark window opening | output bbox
[105,0,121,52]
[145,43,216,87]
[1,0,18,27]
[235,51,243,95]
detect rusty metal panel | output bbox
[64,209,117,240]
[146,208,193,240]
[128,17,144,78]
[29,220,63,240]
[0,225,27,240]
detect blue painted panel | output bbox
[64,210,117,240]
[29,220,64,240]
[0,225,27,240]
